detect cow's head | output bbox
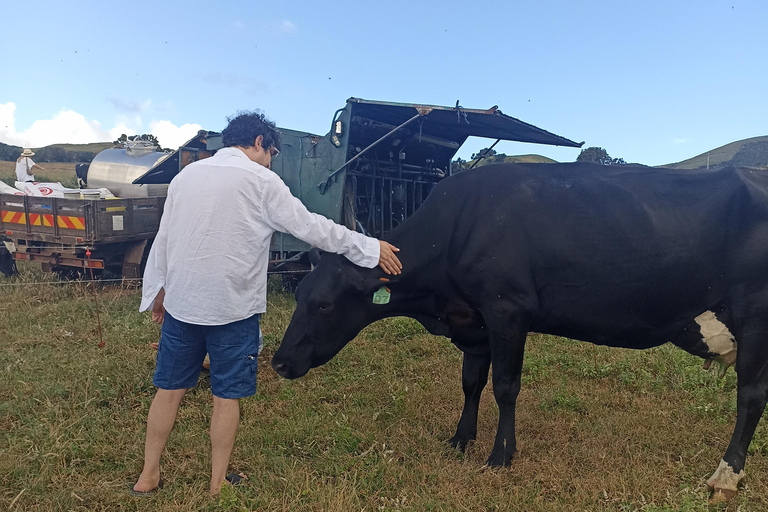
[271,251,391,379]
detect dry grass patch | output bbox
[0,161,78,188]
[1,265,767,511]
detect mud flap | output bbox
[122,239,151,279]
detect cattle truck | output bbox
[0,97,581,278]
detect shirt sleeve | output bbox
[139,183,174,312]
[262,175,380,268]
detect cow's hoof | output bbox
[706,459,745,502]
[709,489,737,504]
[448,434,475,452]
[485,448,516,467]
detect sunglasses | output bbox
[270,147,280,158]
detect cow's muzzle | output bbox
[271,355,310,379]
[271,359,291,378]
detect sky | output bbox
[1,0,766,166]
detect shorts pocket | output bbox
[242,354,258,393]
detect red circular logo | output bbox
[39,187,53,196]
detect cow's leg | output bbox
[708,329,768,500]
[448,351,491,452]
[484,317,529,467]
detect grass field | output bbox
[0,162,79,188]
[663,136,768,170]
[2,265,768,511]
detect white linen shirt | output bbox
[140,147,380,325]
[16,157,35,182]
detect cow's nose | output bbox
[272,360,289,377]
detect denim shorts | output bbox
[153,312,260,399]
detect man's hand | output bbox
[378,241,402,275]
[152,288,166,324]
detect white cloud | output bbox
[0,102,201,150]
[106,97,153,115]
[0,103,112,147]
[149,120,203,150]
[198,72,269,96]
[278,20,296,33]
[671,138,690,145]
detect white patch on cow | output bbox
[695,311,737,369]
[706,459,746,494]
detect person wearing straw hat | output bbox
[16,149,47,182]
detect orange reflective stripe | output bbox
[29,213,41,226]
[43,214,53,227]
[57,216,85,230]
[1,211,27,224]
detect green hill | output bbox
[42,142,115,153]
[461,153,557,170]
[664,135,768,170]
[502,154,557,164]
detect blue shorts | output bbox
[153,312,260,399]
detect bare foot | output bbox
[132,471,162,494]
[210,472,247,495]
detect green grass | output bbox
[663,135,768,170]
[0,161,79,188]
[1,265,766,511]
[43,142,114,154]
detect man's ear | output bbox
[254,134,264,150]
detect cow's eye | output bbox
[318,303,331,312]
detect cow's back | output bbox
[413,163,768,348]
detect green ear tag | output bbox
[372,286,391,305]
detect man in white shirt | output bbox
[16,148,46,182]
[131,111,401,496]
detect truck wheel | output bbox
[53,266,86,280]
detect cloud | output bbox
[0,102,201,150]
[106,97,153,115]
[148,120,203,149]
[0,103,112,147]
[198,72,269,96]
[278,20,296,33]
[671,138,690,145]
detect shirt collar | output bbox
[216,147,251,160]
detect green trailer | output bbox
[135,97,582,274]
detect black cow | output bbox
[0,236,17,278]
[272,162,768,499]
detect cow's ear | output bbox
[309,248,324,267]
[358,276,399,294]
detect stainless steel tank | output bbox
[86,144,171,198]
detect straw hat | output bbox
[20,148,35,157]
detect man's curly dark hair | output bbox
[221,110,282,152]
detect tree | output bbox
[452,157,467,171]
[114,133,165,151]
[577,147,612,165]
[471,148,497,160]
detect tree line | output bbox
[453,146,628,170]
[0,133,169,164]
[0,141,96,163]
